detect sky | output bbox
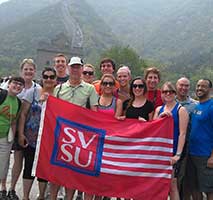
[0,0,9,4]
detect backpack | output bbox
[0,88,22,112]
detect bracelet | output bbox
[176,152,182,157]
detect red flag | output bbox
[33,96,173,200]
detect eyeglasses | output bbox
[132,84,145,89]
[82,71,94,76]
[11,81,24,87]
[162,90,175,95]
[101,81,115,87]
[43,75,56,80]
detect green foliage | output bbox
[100,46,147,78]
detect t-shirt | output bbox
[57,75,69,85]
[54,80,98,108]
[189,99,213,157]
[125,100,154,121]
[0,95,19,138]
[93,80,120,96]
[147,89,163,109]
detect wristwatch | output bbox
[176,152,182,157]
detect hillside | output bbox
[86,0,213,74]
[0,0,119,72]
[0,0,59,28]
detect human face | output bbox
[100,62,114,75]
[146,72,160,91]
[196,80,211,101]
[176,78,190,99]
[161,85,176,103]
[132,79,145,97]
[54,56,67,75]
[21,63,36,82]
[68,64,82,80]
[8,81,24,96]
[117,71,131,87]
[82,66,94,84]
[42,71,56,88]
[101,77,115,94]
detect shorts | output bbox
[0,137,13,179]
[188,155,213,193]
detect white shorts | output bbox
[0,137,12,179]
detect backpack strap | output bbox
[0,88,8,105]
[56,83,63,98]
[17,98,22,112]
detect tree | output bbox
[100,46,147,77]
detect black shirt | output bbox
[125,100,154,121]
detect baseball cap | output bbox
[68,57,83,66]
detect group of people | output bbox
[0,53,212,200]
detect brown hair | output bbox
[100,74,116,85]
[144,67,161,80]
[162,81,176,94]
[99,58,116,70]
[54,54,67,62]
[83,63,95,72]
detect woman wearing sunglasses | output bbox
[82,64,95,84]
[97,74,123,118]
[153,81,189,200]
[124,77,154,121]
[18,67,57,200]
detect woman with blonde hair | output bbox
[153,81,189,200]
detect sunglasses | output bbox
[162,90,175,95]
[82,71,94,76]
[101,81,115,87]
[43,75,56,80]
[132,84,145,89]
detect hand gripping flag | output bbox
[33,96,173,200]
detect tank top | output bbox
[159,102,180,155]
[98,96,116,116]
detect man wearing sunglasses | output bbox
[52,57,98,200]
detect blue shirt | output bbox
[159,102,180,155]
[189,99,213,156]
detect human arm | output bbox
[18,100,31,147]
[170,106,189,165]
[90,105,97,111]
[153,106,161,120]
[115,98,124,119]
[207,151,213,168]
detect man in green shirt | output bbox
[0,76,24,200]
[51,57,98,200]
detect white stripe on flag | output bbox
[102,152,170,161]
[104,144,172,153]
[101,168,172,179]
[102,160,171,170]
[105,136,173,144]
